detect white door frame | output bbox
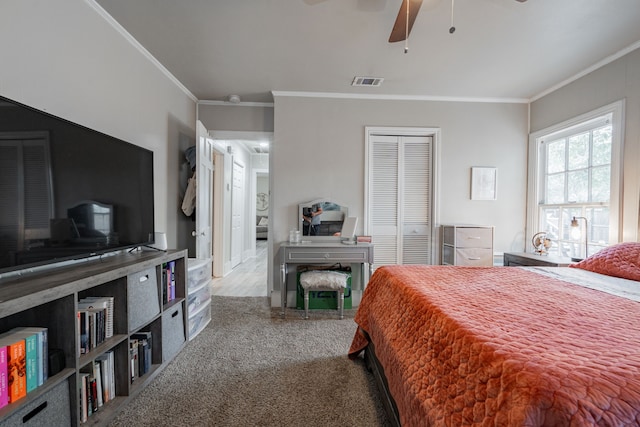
[208,130,272,276]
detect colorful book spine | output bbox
[0,327,49,394]
[5,338,26,402]
[0,346,8,409]
[170,261,176,301]
[13,327,48,385]
[22,333,37,393]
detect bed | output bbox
[349,242,640,426]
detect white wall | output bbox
[271,95,529,303]
[0,0,196,249]
[531,46,640,242]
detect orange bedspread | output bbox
[349,265,640,426]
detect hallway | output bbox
[210,240,268,297]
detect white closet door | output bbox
[368,135,400,266]
[401,138,432,264]
[367,134,433,268]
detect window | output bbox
[527,101,624,259]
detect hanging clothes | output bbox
[185,146,196,171]
[181,171,196,216]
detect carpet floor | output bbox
[108,296,391,426]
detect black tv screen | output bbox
[0,95,154,277]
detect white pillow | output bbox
[258,217,268,226]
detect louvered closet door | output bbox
[368,135,433,268]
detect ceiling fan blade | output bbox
[389,0,424,43]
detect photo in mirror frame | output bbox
[300,201,346,236]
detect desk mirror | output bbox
[298,199,348,238]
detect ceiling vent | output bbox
[351,76,384,87]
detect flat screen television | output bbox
[0,94,155,279]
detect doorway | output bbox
[207,131,271,292]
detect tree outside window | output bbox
[538,120,612,259]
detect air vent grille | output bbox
[352,76,384,87]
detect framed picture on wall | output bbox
[471,167,497,200]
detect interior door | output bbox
[367,133,434,267]
[195,121,214,262]
[230,160,244,268]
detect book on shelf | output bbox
[90,376,98,413]
[80,362,103,419]
[131,331,152,376]
[78,310,89,355]
[170,260,176,300]
[0,327,49,404]
[0,334,26,403]
[0,346,7,409]
[129,340,139,383]
[77,307,107,355]
[163,261,176,304]
[9,327,48,385]
[95,350,115,403]
[5,331,37,393]
[79,373,89,423]
[78,296,114,339]
[94,361,104,408]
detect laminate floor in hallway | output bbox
[211,239,268,297]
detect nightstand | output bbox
[503,252,574,267]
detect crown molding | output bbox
[271,90,529,104]
[530,40,640,102]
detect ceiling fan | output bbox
[388,0,528,43]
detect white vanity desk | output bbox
[278,241,374,316]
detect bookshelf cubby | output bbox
[0,249,188,426]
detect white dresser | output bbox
[441,224,494,266]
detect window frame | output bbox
[526,100,625,256]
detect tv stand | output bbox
[0,249,188,426]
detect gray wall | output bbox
[270,95,529,300]
[0,0,197,251]
[198,104,274,133]
[531,47,640,241]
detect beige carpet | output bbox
[108,296,391,427]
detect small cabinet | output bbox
[441,224,494,266]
